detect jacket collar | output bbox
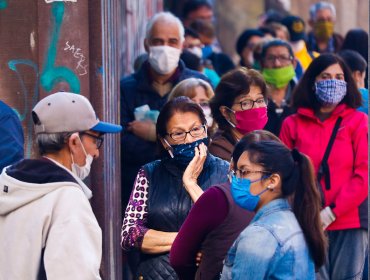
[297,104,352,122]
[252,198,291,223]
[135,59,186,92]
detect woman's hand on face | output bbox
[182,143,207,189]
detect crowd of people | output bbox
[0,0,368,279]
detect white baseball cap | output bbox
[32,92,122,134]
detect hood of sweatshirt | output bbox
[0,157,92,216]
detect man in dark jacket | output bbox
[306,1,344,53]
[120,12,209,208]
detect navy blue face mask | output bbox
[169,137,209,166]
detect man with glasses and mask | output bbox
[306,1,344,54]
[0,91,122,279]
[258,39,298,136]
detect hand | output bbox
[195,251,203,267]
[127,120,156,141]
[182,143,207,190]
[320,206,336,230]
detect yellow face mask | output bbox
[313,20,334,41]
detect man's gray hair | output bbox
[36,132,71,155]
[145,12,185,43]
[309,1,336,20]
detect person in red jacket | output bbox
[280,53,368,280]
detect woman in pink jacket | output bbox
[280,53,368,280]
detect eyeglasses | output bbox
[80,132,104,149]
[264,55,293,64]
[230,169,270,179]
[167,124,207,141]
[234,98,268,111]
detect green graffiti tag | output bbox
[40,2,80,93]
[0,0,8,10]
[8,59,39,158]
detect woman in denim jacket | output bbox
[221,140,327,279]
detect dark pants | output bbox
[316,229,368,280]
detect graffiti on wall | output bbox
[40,2,81,93]
[4,1,83,157]
[7,60,39,158]
[64,41,88,76]
[0,0,7,10]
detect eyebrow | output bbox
[169,121,201,131]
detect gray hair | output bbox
[309,1,336,20]
[145,12,185,43]
[36,132,71,155]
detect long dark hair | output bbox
[292,53,362,110]
[232,140,327,268]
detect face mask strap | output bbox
[163,138,174,158]
[223,106,236,128]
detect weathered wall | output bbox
[120,0,163,76]
[0,1,89,158]
[0,1,123,279]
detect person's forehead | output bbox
[265,45,290,55]
[150,20,181,39]
[185,36,202,44]
[188,6,213,19]
[316,8,333,20]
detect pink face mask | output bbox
[232,107,268,135]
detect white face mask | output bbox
[187,46,203,59]
[148,45,181,75]
[71,136,93,180]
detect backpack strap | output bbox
[317,117,343,190]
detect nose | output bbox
[183,132,193,144]
[272,58,282,68]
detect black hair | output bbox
[260,38,294,60]
[292,53,362,110]
[232,140,327,269]
[185,27,201,39]
[236,29,265,55]
[340,28,368,63]
[182,0,212,19]
[156,96,207,157]
[181,50,201,71]
[210,68,267,133]
[258,26,277,38]
[338,50,367,73]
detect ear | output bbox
[68,133,80,154]
[265,173,281,191]
[219,106,231,120]
[352,70,362,84]
[292,57,298,68]
[144,39,149,53]
[308,19,314,28]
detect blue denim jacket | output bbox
[221,198,315,280]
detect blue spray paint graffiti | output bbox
[8,59,39,158]
[40,2,80,93]
[0,0,7,10]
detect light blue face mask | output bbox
[230,174,269,212]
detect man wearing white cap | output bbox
[0,92,122,279]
